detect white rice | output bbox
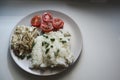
[31,30,74,68]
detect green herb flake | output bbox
[42,41,46,46]
[19,54,25,59]
[42,42,44,46]
[43,35,48,38]
[45,48,50,54]
[32,42,35,48]
[27,54,31,60]
[50,38,55,42]
[61,41,67,44]
[60,38,62,40]
[42,41,49,47]
[51,45,53,48]
[45,43,49,48]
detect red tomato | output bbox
[40,22,53,33]
[52,18,64,30]
[42,12,53,22]
[31,15,41,27]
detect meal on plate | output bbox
[11,12,74,69]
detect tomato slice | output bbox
[52,18,64,30]
[31,15,41,27]
[42,12,53,22]
[40,22,53,33]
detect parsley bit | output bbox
[42,41,46,46]
[61,41,67,44]
[50,38,55,42]
[27,54,31,60]
[45,43,49,48]
[32,42,35,48]
[59,38,62,40]
[42,41,49,48]
[45,48,49,54]
[51,45,53,48]
[42,42,45,46]
[43,35,48,38]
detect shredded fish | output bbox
[11,25,40,59]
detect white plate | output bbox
[10,10,83,76]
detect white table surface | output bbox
[0,0,120,80]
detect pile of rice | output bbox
[31,30,74,68]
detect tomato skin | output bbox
[52,18,64,30]
[40,22,53,33]
[31,15,41,27]
[42,12,53,22]
[59,21,64,28]
[31,12,64,33]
